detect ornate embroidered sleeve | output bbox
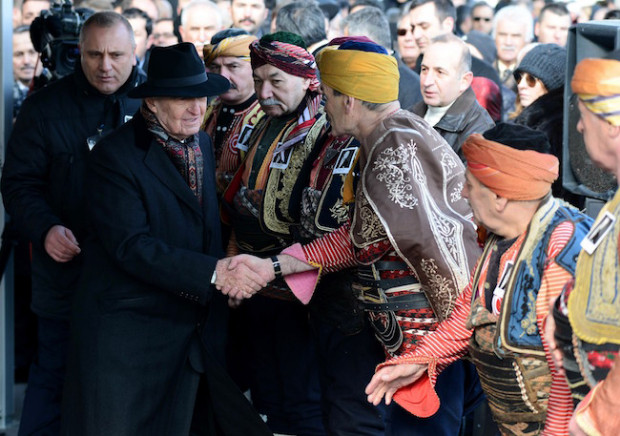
[373,281,475,417]
[282,222,357,304]
[539,221,576,436]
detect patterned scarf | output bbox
[141,103,204,203]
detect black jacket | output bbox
[1,63,145,320]
[62,112,270,435]
[411,87,495,159]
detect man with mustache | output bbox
[492,5,532,94]
[230,0,272,37]
[203,29,265,196]
[12,25,41,118]
[231,38,485,435]
[221,31,325,435]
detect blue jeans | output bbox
[385,360,484,436]
[19,317,70,436]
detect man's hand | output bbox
[365,363,428,406]
[44,225,81,263]
[214,256,269,298]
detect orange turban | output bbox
[462,134,559,201]
[571,58,620,126]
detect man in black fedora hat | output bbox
[61,42,272,435]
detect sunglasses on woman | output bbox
[514,71,539,87]
[397,26,414,36]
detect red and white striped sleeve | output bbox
[539,220,576,436]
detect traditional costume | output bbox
[282,40,483,434]
[551,58,620,435]
[372,126,593,436]
[221,32,325,435]
[202,34,265,195]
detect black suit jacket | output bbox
[62,112,270,435]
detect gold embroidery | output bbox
[420,258,455,319]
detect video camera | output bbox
[29,0,93,80]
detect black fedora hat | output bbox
[129,42,230,98]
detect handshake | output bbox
[212,254,279,305]
[212,253,313,306]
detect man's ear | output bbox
[461,71,474,92]
[495,195,508,213]
[145,98,157,114]
[441,16,455,34]
[343,94,356,114]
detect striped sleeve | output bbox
[377,278,475,385]
[302,222,358,273]
[539,220,576,436]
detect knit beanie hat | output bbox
[514,43,566,91]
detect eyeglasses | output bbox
[514,71,539,87]
[397,26,414,36]
[472,17,492,22]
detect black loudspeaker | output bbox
[564,21,618,202]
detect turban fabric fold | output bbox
[462,133,559,201]
[250,33,320,92]
[318,42,399,104]
[203,34,257,67]
[571,58,620,126]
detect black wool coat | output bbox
[61,112,271,436]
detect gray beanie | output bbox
[514,43,567,91]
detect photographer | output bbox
[1,11,144,435]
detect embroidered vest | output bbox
[569,188,620,345]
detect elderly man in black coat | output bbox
[61,43,271,435]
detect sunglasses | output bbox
[397,26,414,36]
[472,17,492,22]
[514,71,539,87]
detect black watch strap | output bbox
[271,256,282,278]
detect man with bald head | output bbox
[412,33,494,157]
[2,11,145,436]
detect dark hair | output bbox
[411,0,456,24]
[343,6,391,48]
[122,7,153,36]
[275,2,327,47]
[604,8,620,19]
[539,2,569,21]
[79,11,135,48]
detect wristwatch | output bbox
[271,256,282,279]
[210,269,217,285]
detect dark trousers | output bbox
[311,316,387,435]
[385,359,484,436]
[244,295,325,436]
[19,316,70,436]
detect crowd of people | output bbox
[4,0,620,435]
